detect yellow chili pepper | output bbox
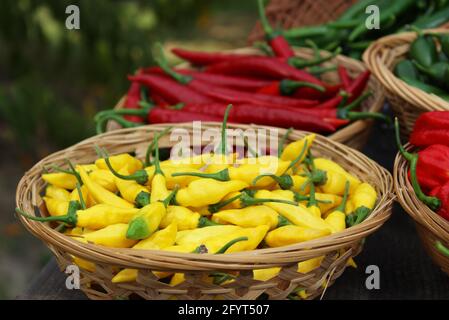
[20,202,139,230]
[114,166,151,207]
[253,256,324,281]
[203,153,237,174]
[255,190,331,232]
[160,206,217,230]
[313,158,361,190]
[281,134,315,162]
[172,159,290,188]
[69,185,96,208]
[175,225,241,246]
[112,223,178,283]
[208,189,297,213]
[77,165,134,209]
[70,226,94,236]
[89,169,117,193]
[324,182,350,233]
[346,182,377,227]
[175,179,248,208]
[43,196,69,216]
[126,188,177,240]
[211,205,285,230]
[305,183,322,218]
[42,172,78,190]
[45,185,70,201]
[265,225,330,247]
[95,153,142,173]
[83,223,137,248]
[253,267,281,281]
[297,256,324,273]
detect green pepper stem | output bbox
[278,127,293,157]
[76,182,86,210]
[308,65,337,76]
[252,173,292,189]
[336,91,349,109]
[341,91,372,112]
[436,241,449,257]
[257,0,274,37]
[161,187,178,208]
[152,131,164,176]
[198,216,221,227]
[145,126,173,167]
[94,108,149,122]
[277,215,292,227]
[154,42,192,85]
[307,182,318,208]
[289,47,341,69]
[335,181,350,212]
[343,111,391,124]
[280,80,325,95]
[240,192,298,207]
[216,104,233,155]
[253,41,274,56]
[394,118,440,210]
[215,236,248,254]
[286,140,308,172]
[171,168,230,182]
[394,118,413,162]
[96,113,140,134]
[16,201,79,226]
[208,193,242,213]
[305,39,321,59]
[104,157,149,185]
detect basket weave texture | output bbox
[16,122,394,300]
[108,46,385,151]
[394,145,449,275]
[248,0,357,43]
[363,29,449,137]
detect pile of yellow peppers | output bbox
[18,107,378,299]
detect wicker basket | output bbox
[248,0,357,43]
[107,46,385,151]
[16,122,394,300]
[363,29,449,138]
[393,144,449,276]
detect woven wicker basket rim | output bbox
[16,122,394,271]
[107,46,385,145]
[363,28,449,112]
[393,143,449,242]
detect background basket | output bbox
[107,46,385,151]
[363,29,449,138]
[16,122,394,300]
[248,0,357,43]
[394,144,449,275]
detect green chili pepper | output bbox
[398,76,449,101]
[409,29,438,68]
[394,60,421,80]
[413,61,449,87]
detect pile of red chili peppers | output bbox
[95,0,388,135]
[395,112,449,221]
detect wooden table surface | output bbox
[16,118,449,300]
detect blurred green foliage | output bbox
[0,0,208,160]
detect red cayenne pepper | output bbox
[347,70,370,103]
[338,65,352,90]
[128,73,214,105]
[171,47,260,66]
[256,79,325,96]
[154,45,319,109]
[257,0,294,58]
[123,80,144,123]
[169,103,336,132]
[204,56,323,84]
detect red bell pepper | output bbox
[410,111,449,148]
